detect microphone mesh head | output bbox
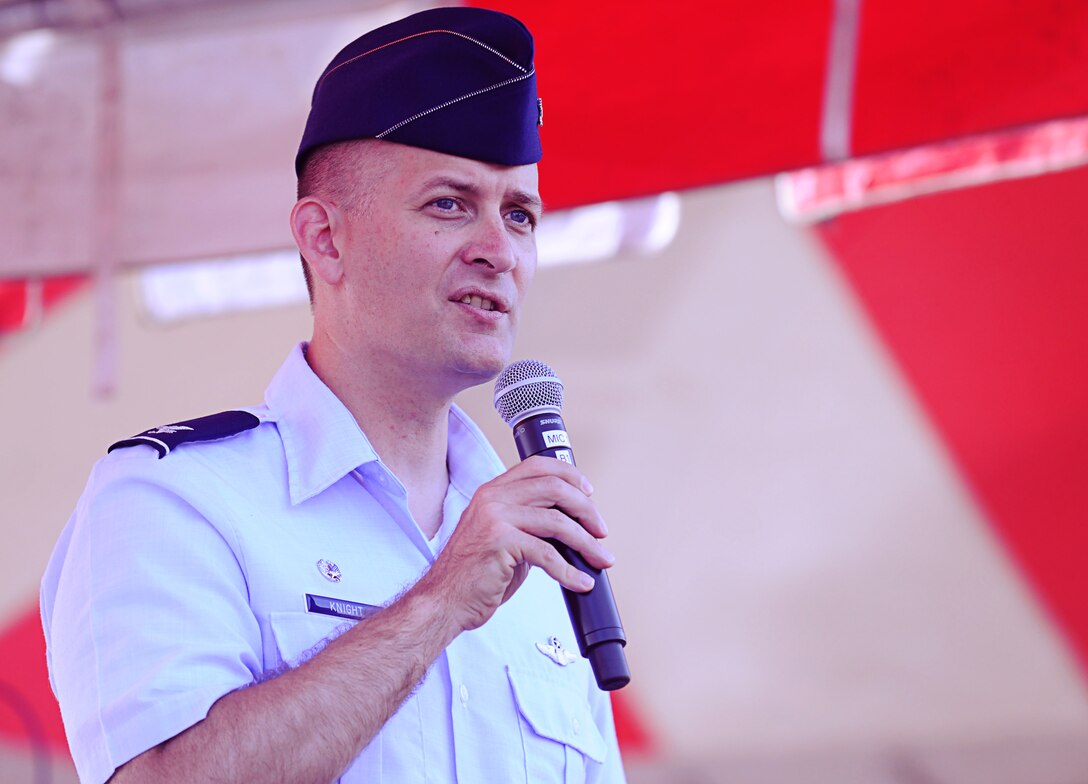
[493,359,564,426]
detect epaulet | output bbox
[108,410,261,459]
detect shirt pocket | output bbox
[268,611,354,669]
[507,664,607,784]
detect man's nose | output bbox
[463,214,516,273]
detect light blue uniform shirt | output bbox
[42,344,625,784]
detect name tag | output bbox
[305,593,380,621]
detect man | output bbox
[41,7,625,783]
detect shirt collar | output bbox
[266,343,506,507]
[447,403,507,499]
[265,343,378,505]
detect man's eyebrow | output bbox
[419,176,478,195]
[509,189,544,213]
[417,177,544,212]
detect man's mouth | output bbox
[458,294,501,312]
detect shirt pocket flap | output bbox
[506,666,607,763]
[269,611,353,668]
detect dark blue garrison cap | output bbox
[296,6,542,175]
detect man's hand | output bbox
[416,455,615,633]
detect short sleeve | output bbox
[42,450,263,784]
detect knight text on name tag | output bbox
[305,593,380,621]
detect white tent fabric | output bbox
[1,0,432,277]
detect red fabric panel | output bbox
[611,691,656,756]
[0,605,69,753]
[42,276,86,310]
[0,276,86,336]
[470,0,831,209]
[469,1,1088,206]
[852,0,1088,156]
[815,165,1088,674]
[0,280,29,331]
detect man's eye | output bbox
[508,210,535,228]
[432,198,458,211]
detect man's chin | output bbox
[437,331,518,392]
[453,357,506,384]
[449,347,511,386]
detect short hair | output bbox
[295,140,391,304]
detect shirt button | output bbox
[571,717,581,734]
[459,684,469,705]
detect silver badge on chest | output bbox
[536,635,577,666]
[316,559,342,583]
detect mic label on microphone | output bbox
[555,449,574,464]
[542,429,570,448]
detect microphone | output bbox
[494,359,630,691]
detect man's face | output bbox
[333,142,541,393]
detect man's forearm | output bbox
[111,587,459,784]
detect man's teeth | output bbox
[460,294,495,311]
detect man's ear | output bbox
[291,197,343,285]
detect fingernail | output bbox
[601,546,615,565]
[579,573,595,590]
[600,518,609,536]
[582,478,594,495]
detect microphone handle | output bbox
[512,413,630,691]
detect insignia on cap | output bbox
[536,635,577,666]
[317,559,342,583]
